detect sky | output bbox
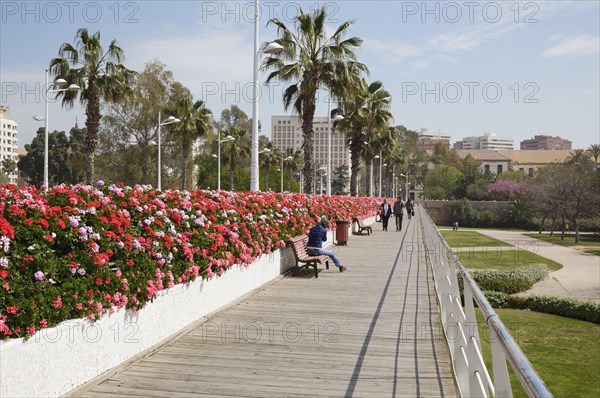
[1,0,599,151]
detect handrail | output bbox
[418,204,553,398]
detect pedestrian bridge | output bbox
[70,206,551,397]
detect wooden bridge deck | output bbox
[73,214,457,397]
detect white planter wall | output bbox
[0,218,372,398]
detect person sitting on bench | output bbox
[306,217,347,272]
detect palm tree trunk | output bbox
[349,127,363,196]
[265,161,270,191]
[85,87,101,185]
[302,94,317,194]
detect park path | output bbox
[69,215,457,397]
[473,230,600,303]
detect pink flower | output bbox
[52,296,62,309]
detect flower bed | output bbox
[0,183,380,339]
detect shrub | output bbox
[460,264,548,294]
[482,292,600,324]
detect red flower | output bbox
[0,270,8,279]
[23,218,34,226]
[38,219,49,229]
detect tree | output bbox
[0,158,16,184]
[422,164,462,199]
[488,179,521,200]
[222,125,250,191]
[588,144,600,165]
[101,60,178,185]
[17,128,74,186]
[169,96,213,190]
[263,6,367,193]
[335,80,393,196]
[332,165,349,195]
[565,149,591,165]
[50,28,137,184]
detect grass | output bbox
[476,309,600,398]
[525,232,600,248]
[584,249,600,256]
[438,226,528,232]
[440,230,513,248]
[458,249,563,271]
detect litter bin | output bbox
[335,220,350,245]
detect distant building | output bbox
[418,128,450,149]
[455,150,511,175]
[520,135,572,150]
[454,132,514,150]
[271,115,350,173]
[498,150,573,176]
[0,106,19,183]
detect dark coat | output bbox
[380,203,393,217]
[393,200,405,216]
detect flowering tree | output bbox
[488,179,521,200]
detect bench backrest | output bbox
[289,235,309,259]
[353,218,367,227]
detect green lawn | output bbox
[584,249,600,256]
[458,249,563,271]
[440,230,513,248]
[525,233,600,248]
[438,226,528,232]
[476,309,600,398]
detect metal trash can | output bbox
[336,220,350,245]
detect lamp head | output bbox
[263,42,283,54]
[67,84,80,91]
[333,115,344,122]
[54,78,67,86]
[33,115,44,121]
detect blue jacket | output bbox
[307,224,327,248]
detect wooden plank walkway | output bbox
[73,214,457,397]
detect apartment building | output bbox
[453,132,514,150]
[0,106,19,183]
[520,135,572,150]
[417,128,451,149]
[271,115,350,171]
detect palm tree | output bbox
[566,149,592,165]
[588,144,600,165]
[286,148,303,191]
[169,97,213,190]
[49,28,137,184]
[222,125,251,191]
[263,6,367,193]
[335,80,393,196]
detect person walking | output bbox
[306,217,347,272]
[393,197,405,231]
[380,199,393,231]
[405,198,414,220]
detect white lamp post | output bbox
[380,163,387,197]
[156,111,180,191]
[400,172,409,201]
[251,4,283,191]
[33,69,79,190]
[371,155,380,197]
[217,131,235,191]
[281,156,292,192]
[326,104,344,195]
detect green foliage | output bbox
[482,292,600,324]
[423,164,462,199]
[460,264,548,294]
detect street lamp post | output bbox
[371,155,380,197]
[326,105,344,196]
[380,163,387,198]
[251,6,283,191]
[217,131,235,191]
[156,111,180,191]
[34,69,79,190]
[400,172,409,201]
[281,156,292,192]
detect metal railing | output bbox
[418,205,553,398]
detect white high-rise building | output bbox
[453,132,513,150]
[0,106,19,183]
[271,115,350,179]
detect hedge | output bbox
[483,291,600,324]
[459,264,549,294]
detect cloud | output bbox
[542,35,600,58]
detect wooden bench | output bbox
[288,235,330,278]
[353,217,373,236]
